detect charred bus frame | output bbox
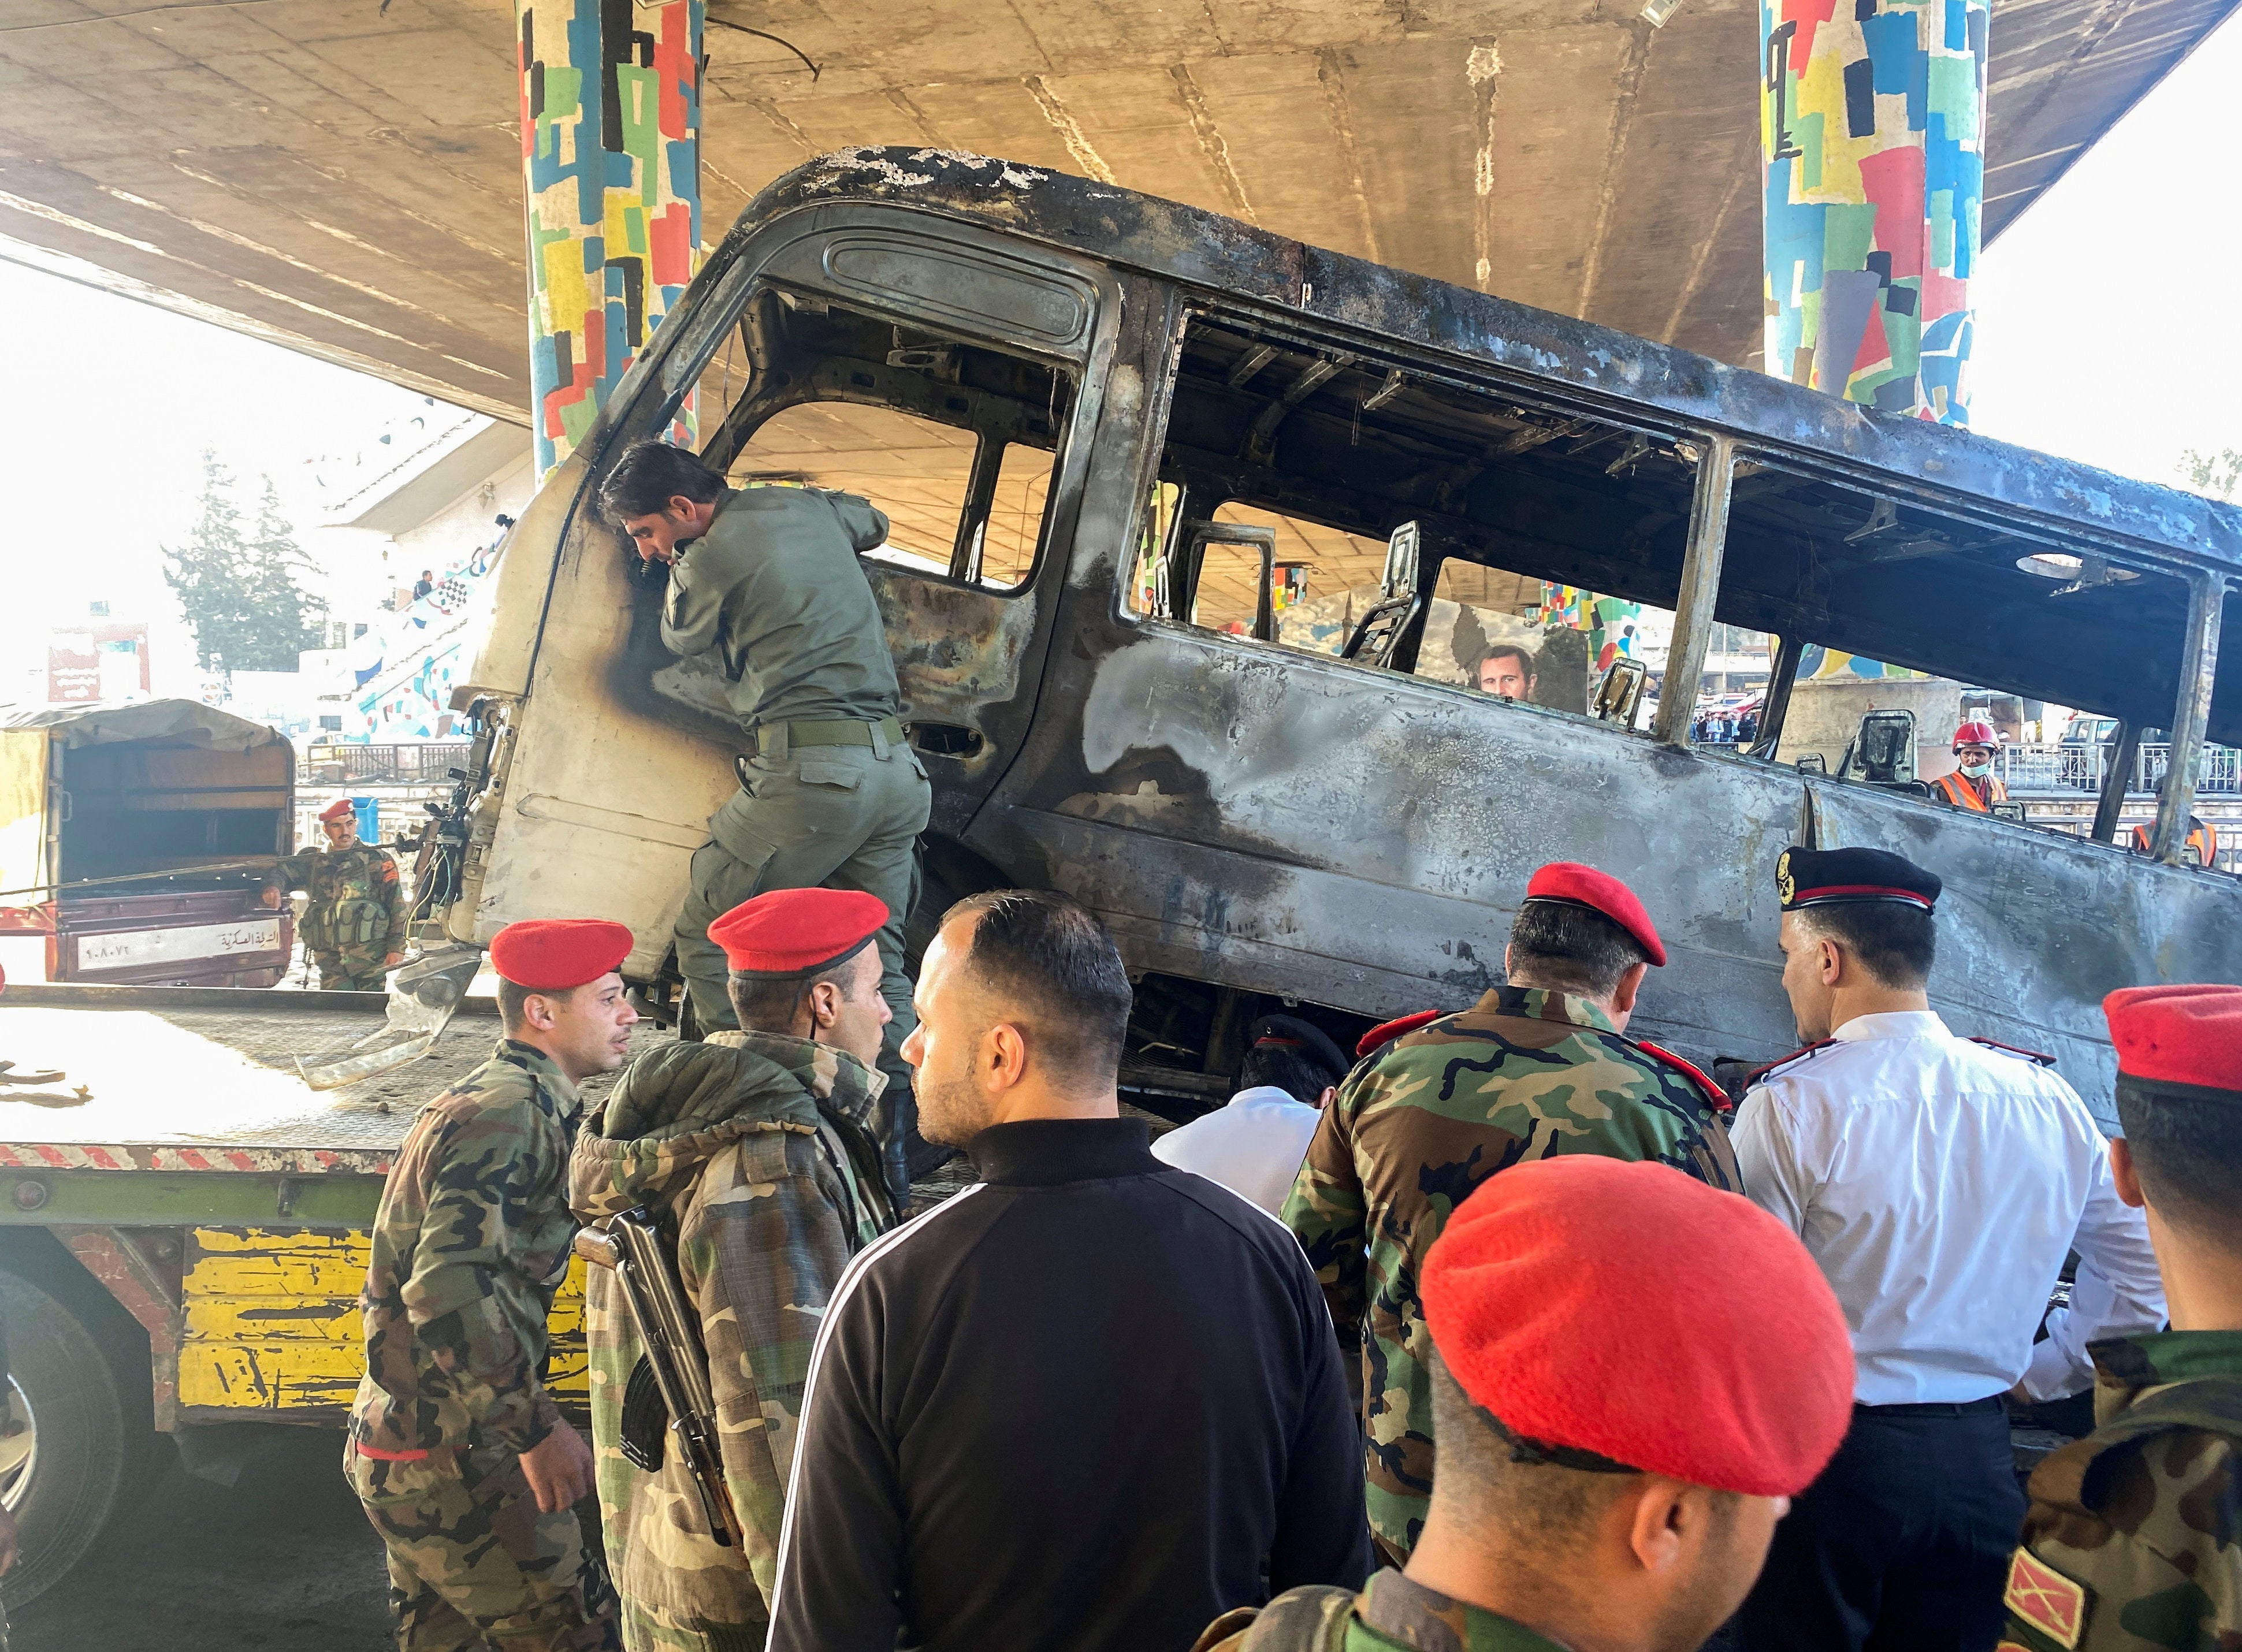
[438,148,2240,1123]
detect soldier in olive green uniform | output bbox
[1282,863,1739,1565]
[570,890,896,1651]
[600,442,933,1191]
[1999,985,2242,1652]
[345,919,639,1652]
[265,797,409,990]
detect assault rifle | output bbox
[573,1207,745,1547]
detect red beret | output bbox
[1522,862,1666,967]
[488,918,633,991]
[318,798,356,824]
[2104,984,2242,1097]
[1422,1156,1853,1497]
[709,888,888,977]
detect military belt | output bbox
[753,715,905,759]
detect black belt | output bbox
[1856,1395,2006,1417]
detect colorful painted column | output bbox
[1760,0,1987,423]
[518,0,703,475]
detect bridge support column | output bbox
[518,0,703,475]
[1760,0,1987,424]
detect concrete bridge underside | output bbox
[0,0,2229,422]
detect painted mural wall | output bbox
[1761,0,1988,423]
[519,0,704,475]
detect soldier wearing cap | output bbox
[1283,861,1741,1566]
[1152,1014,1351,1216]
[263,797,409,990]
[596,441,933,1192]
[568,888,897,1651]
[1999,985,2242,1652]
[1732,846,2165,1652]
[345,918,639,1652]
[1196,1155,1857,1652]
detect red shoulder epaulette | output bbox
[1633,1039,1732,1114]
[1969,1035,2057,1067]
[1355,1009,1442,1060]
[1743,1040,1834,1087]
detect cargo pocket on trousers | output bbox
[797,758,864,791]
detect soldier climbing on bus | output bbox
[594,440,936,1199]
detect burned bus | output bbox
[434,147,2240,1123]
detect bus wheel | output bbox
[0,1269,129,1610]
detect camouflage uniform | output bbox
[267,839,408,990]
[1999,1330,2242,1652]
[345,1040,620,1651]
[1195,1568,1568,1651]
[568,1030,893,1651]
[1281,985,1740,1563]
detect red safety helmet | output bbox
[1953,719,2001,753]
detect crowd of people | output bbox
[322,439,2237,1652]
[334,841,2239,1652]
[1690,705,1760,746]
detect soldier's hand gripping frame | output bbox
[574,1207,747,1547]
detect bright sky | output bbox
[1969,12,2242,482]
[0,264,439,697]
[0,21,2232,701]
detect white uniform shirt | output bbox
[1151,1086,1323,1217]
[1732,1011,2163,1406]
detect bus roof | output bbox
[738,147,2241,581]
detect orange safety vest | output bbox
[2131,818,2220,866]
[1932,771,2007,812]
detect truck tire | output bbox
[0,1269,130,1610]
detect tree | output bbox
[163,454,324,676]
[243,474,322,668]
[2178,446,2241,503]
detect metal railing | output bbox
[299,742,474,787]
[1997,742,2241,797]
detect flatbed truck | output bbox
[0,982,650,1609]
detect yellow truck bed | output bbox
[0,984,668,1427]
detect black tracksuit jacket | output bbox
[765,1116,1372,1652]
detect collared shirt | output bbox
[1733,1011,2163,1406]
[1152,1085,1324,1215]
[766,1116,1371,1652]
[350,1039,583,1457]
[1348,1569,1568,1651]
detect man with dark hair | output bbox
[1477,643,1537,700]
[1733,846,2165,1652]
[1154,1014,1349,1215]
[765,889,1371,1652]
[1201,1155,1858,1652]
[346,918,639,1652]
[1284,862,1740,1566]
[570,888,895,1650]
[1998,985,2241,1652]
[596,438,933,1197]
